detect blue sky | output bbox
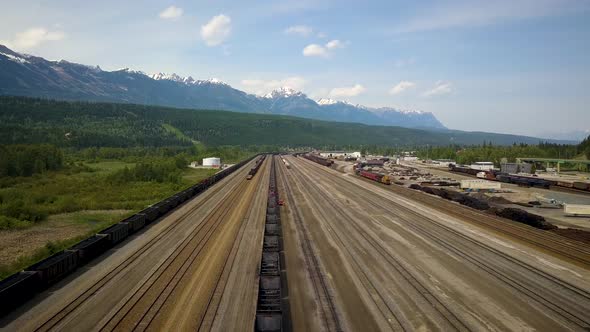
[1,0,589,139]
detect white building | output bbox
[433,159,456,167]
[470,162,495,171]
[203,157,221,168]
[319,151,361,158]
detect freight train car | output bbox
[448,164,481,176]
[357,170,391,184]
[247,155,267,180]
[303,154,333,167]
[25,250,79,286]
[0,271,40,315]
[69,234,109,263]
[496,174,552,189]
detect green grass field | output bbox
[0,159,217,279]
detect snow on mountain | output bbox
[0,52,29,64]
[317,98,338,105]
[263,87,306,99]
[150,72,227,86]
[0,44,446,130]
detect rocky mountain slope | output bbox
[0,45,444,129]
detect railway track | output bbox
[338,161,590,266]
[30,159,259,332]
[100,159,266,331]
[296,156,590,330]
[197,159,268,331]
[275,156,343,332]
[391,185,590,264]
[288,157,468,331]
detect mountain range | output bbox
[0,45,444,130]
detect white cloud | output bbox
[317,32,327,38]
[422,81,453,97]
[389,81,416,95]
[2,27,65,50]
[159,6,183,20]
[329,84,366,98]
[325,39,345,49]
[303,39,348,58]
[284,25,313,36]
[201,14,231,46]
[241,76,307,95]
[302,44,329,57]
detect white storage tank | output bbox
[203,157,221,168]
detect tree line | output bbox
[0,144,64,177]
[415,140,589,168]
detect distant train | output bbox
[303,154,333,167]
[356,169,391,185]
[0,154,263,316]
[448,164,590,192]
[247,155,267,180]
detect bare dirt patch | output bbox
[0,210,130,268]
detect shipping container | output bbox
[573,182,590,191]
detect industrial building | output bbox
[470,162,495,171]
[501,163,532,174]
[203,157,221,168]
[319,151,361,159]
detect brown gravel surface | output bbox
[278,155,590,331]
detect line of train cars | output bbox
[255,157,288,332]
[302,153,333,167]
[0,154,261,316]
[355,169,391,185]
[448,164,590,192]
[247,155,267,180]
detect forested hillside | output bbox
[0,97,571,148]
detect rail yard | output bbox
[2,154,590,331]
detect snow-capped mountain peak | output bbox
[150,73,227,86]
[317,98,355,106]
[317,98,338,105]
[264,87,305,99]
